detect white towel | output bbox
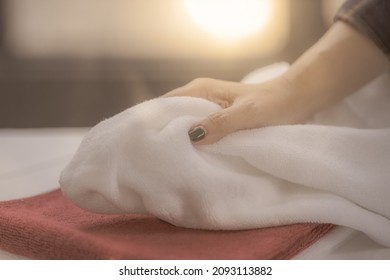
[60,64,390,247]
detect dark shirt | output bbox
[335,0,390,55]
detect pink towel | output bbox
[0,190,334,259]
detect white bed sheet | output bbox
[1,128,389,260]
[0,128,89,259]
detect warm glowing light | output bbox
[184,0,272,40]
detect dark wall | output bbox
[0,0,327,128]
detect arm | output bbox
[166,21,389,145]
[283,21,389,121]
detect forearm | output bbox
[283,21,389,119]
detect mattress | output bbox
[1,128,389,260]
[2,63,389,260]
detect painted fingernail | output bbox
[188,126,206,142]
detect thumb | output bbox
[188,106,243,145]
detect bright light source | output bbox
[184,0,272,40]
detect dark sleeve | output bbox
[335,0,390,55]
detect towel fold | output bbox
[0,190,333,259]
[60,64,390,247]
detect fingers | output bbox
[163,78,261,145]
[163,78,211,98]
[163,78,238,108]
[188,105,245,145]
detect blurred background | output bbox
[0,0,344,128]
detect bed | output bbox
[1,64,389,260]
[1,131,389,260]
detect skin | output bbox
[164,21,389,145]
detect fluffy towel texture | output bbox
[0,190,333,259]
[60,64,390,247]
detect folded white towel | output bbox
[60,64,390,247]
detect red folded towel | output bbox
[0,190,334,259]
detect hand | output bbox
[164,76,309,145]
[165,21,389,145]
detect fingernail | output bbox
[188,126,206,142]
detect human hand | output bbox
[164,20,390,146]
[164,76,309,145]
